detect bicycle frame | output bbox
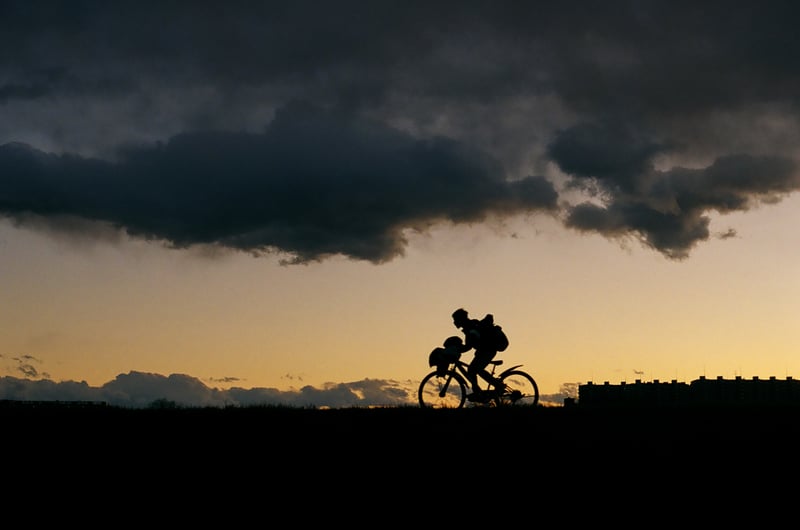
[419,351,539,408]
[430,358,525,403]
[451,358,524,390]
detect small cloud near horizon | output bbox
[0,371,569,408]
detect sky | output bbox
[1,0,799,408]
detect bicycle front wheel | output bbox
[498,370,539,407]
[418,371,467,409]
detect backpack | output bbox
[479,314,509,352]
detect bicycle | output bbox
[418,352,539,409]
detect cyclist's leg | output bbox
[468,351,493,393]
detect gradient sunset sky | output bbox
[2,1,799,408]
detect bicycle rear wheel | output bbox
[498,370,539,406]
[418,370,467,409]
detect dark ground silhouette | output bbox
[7,401,800,454]
[6,402,793,511]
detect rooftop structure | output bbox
[578,376,800,407]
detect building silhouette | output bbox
[578,375,800,407]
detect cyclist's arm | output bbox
[460,328,481,351]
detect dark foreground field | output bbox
[6,401,800,457]
[5,402,798,512]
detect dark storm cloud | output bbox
[554,120,799,258]
[0,101,558,263]
[2,1,800,259]
[0,1,433,99]
[4,2,799,117]
[548,120,668,193]
[0,80,49,103]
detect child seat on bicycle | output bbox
[428,336,463,376]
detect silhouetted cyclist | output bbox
[451,308,502,401]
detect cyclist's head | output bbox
[452,308,469,326]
